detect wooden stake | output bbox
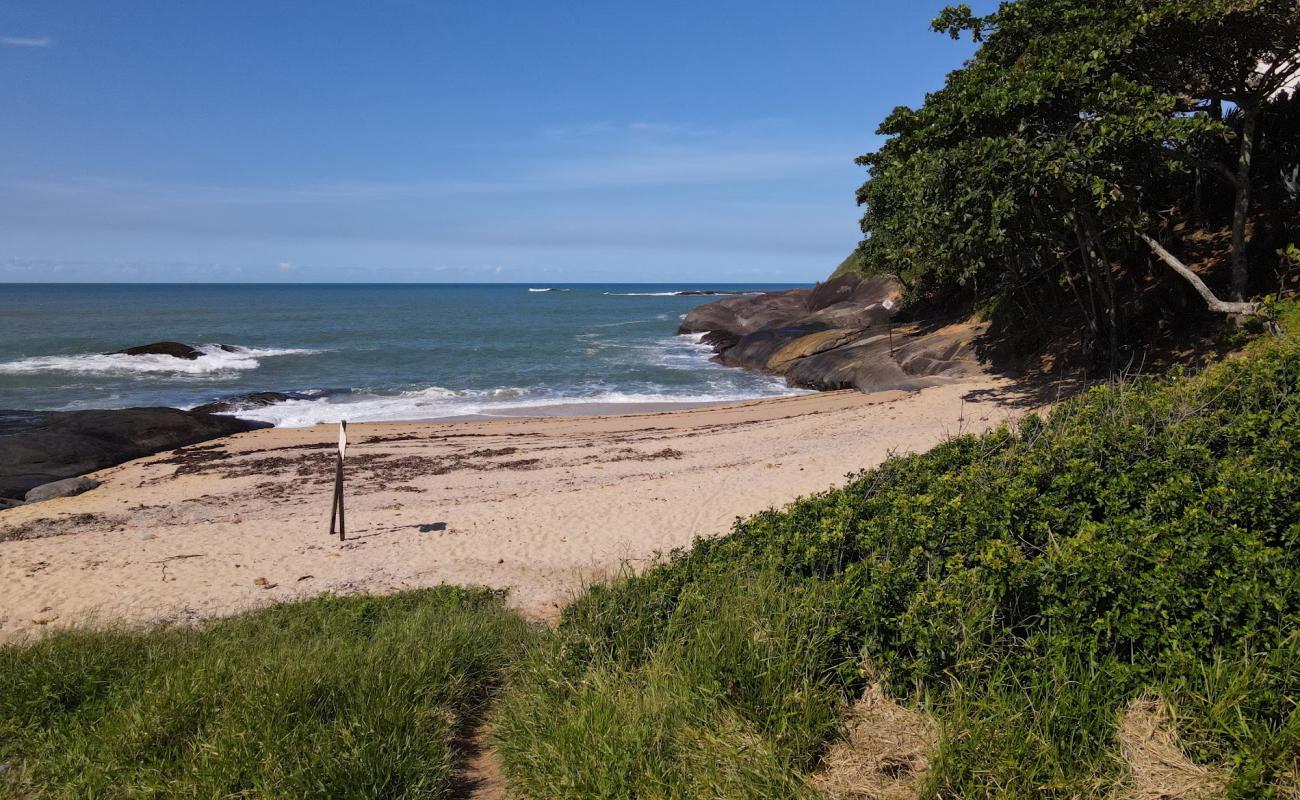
[329,421,347,541]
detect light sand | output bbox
[0,380,1036,642]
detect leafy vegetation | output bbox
[0,587,536,799]
[494,307,1300,798]
[849,0,1300,367]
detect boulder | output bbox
[766,329,870,373]
[677,289,812,337]
[24,477,100,503]
[718,323,835,372]
[192,391,299,415]
[109,341,206,359]
[191,388,349,415]
[0,408,271,499]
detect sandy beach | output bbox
[0,379,1034,643]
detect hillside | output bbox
[494,305,1300,798]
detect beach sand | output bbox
[0,379,1037,642]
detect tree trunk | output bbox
[1230,104,1259,301]
[1139,233,1260,316]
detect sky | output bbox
[0,1,988,283]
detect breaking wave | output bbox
[0,345,318,377]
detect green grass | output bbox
[494,315,1300,798]
[0,587,536,799]
[5,314,1298,799]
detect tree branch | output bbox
[1139,233,1260,316]
[1158,147,1238,188]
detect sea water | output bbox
[0,284,804,426]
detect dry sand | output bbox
[0,379,1037,642]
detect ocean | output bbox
[0,283,805,426]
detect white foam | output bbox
[0,344,318,377]
[225,376,804,428]
[603,291,685,297]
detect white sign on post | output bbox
[337,421,347,458]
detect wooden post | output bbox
[329,421,347,541]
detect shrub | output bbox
[496,323,1300,798]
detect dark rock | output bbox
[677,289,812,337]
[806,273,868,311]
[0,408,271,499]
[109,341,206,359]
[782,335,932,392]
[192,391,298,415]
[717,323,836,372]
[24,477,101,503]
[191,388,349,415]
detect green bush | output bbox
[0,587,536,799]
[496,326,1300,798]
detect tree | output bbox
[855,0,1293,368]
[1140,0,1300,300]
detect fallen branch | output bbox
[1139,233,1261,316]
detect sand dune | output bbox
[0,380,1034,642]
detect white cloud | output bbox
[0,36,52,48]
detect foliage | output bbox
[853,0,1300,362]
[0,587,537,799]
[495,310,1300,798]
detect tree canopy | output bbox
[854,0,1300,366]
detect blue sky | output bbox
[0,2,987,283]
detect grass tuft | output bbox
[0,586,536,799]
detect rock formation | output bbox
[0,408,270,501]
[680,273,990,392]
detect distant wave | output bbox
[0,344,318,377]
[603,290,763,297]
[528,288,570,293]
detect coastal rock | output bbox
[109,341,205,359]
[784,334,941,392]
[0,407,270,499]
[192,391,298,415]
[681,273,990,394]
[677,289,813,336]
[191,388,350,415]
[24,477,101,503]
[717,323,836,372]
[108,342,242,360]
[765,328,870,373]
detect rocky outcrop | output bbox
[108,342,240,360]
[0,408,270,501]
[193,391,301,415]
[680,273,991,393]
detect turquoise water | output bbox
[0,284,803,426]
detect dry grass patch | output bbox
[813,683,938,800]
[1116,697,1228,800]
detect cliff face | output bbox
[679,273,991,393]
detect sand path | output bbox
[0,381,1034,642]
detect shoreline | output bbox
[0,379,1034,643]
